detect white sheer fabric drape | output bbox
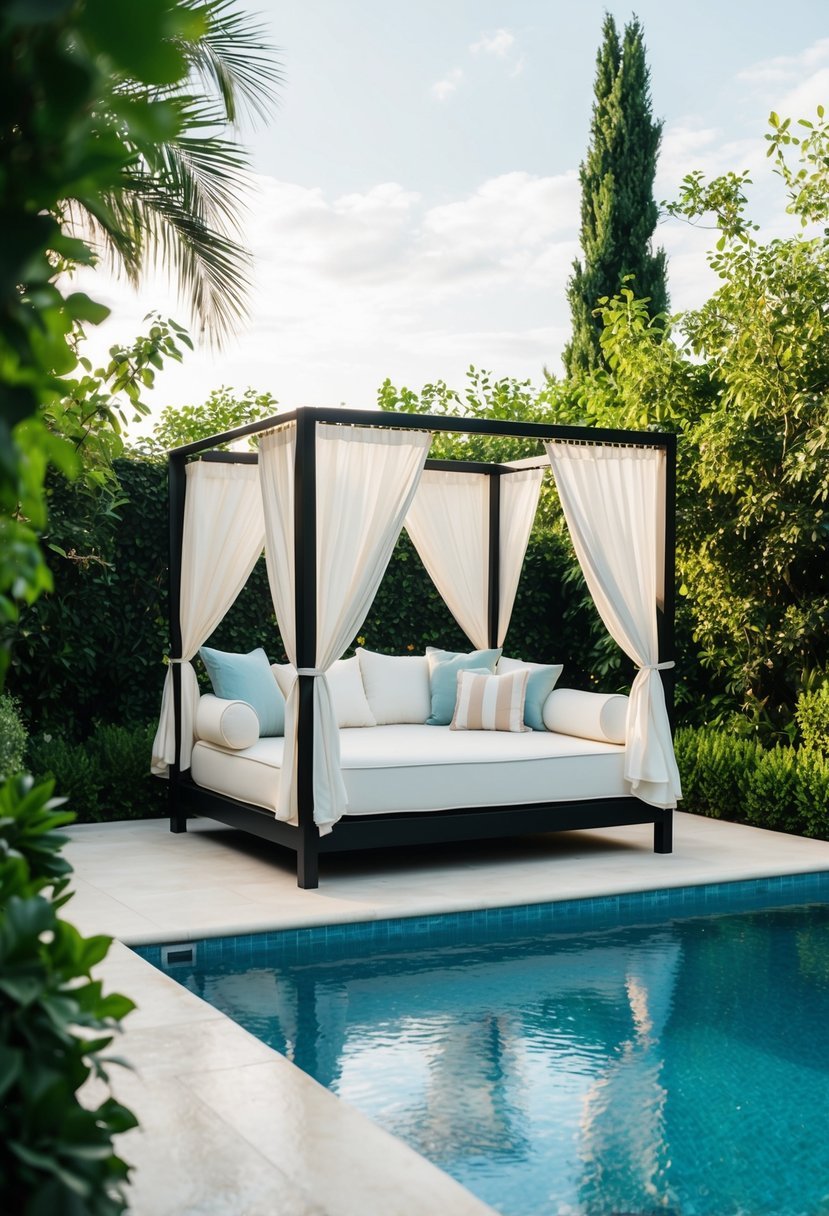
[544,442,681,809]
[404,468,542,649]
[406,470,490,648]
[260,421,431,832]
[151,461,266,776]
[498,469,543,647]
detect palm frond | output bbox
[122,95,253,233]
[66,1,281,344]
[178,0,283,126]
[103,180,252,343]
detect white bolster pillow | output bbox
[542,688,628,745]
[195,694,259,749]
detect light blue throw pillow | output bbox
[199,646,285,737]
[426,648,501,726]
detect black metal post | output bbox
[294,410,319,889]
[168,454,187,833]
[487,472,501,650]
[655,435,677,855]
[654,811,673,854]
[658,435,677,732]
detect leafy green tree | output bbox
[135,385,280,457]
[563,13,668,376]
[555,110,829,735]
[0,0,278,682]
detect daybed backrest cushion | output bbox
[451,669,530,733]
[425,647,501,726]
[497,656,564,731]
[199,646,285,737]
[271,657,377,728]
[543,687,628,745]
[356,648,431,724]
[195,694,259,750]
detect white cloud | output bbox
[419,171,579,288]
[737,37,829,85]
[777,67,829,123]
[470,29,515,57]
[73,169,585,412]
[430,67,463,102]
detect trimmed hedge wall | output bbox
[674,727,829,839]
[9,458,623,739]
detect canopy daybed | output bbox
[151,407,681,889]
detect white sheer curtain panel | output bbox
[151,461,266,776]
[405,470,490,648]
[260,422,431,832]
[405,468,542,649]
[497,468,543,647]
[544,442,682,809]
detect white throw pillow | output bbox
[356,648,431,724]
[195,694,259,749]
[328,656,376,727]
[271,663,294,699]
[542,688,628,745]
[271,658,376,728]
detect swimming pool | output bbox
[138,873,829,1216]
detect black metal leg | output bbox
[297,831,319,889]
[169,782,187,833]
[654,811,673,854]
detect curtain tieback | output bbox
[168,657,188,664]
[296,667,326,677]
[638,661,675,671]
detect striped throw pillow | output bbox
[450,669,530,733]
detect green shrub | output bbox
[87,723,166,820]
[0,775,137,1213]
[795,748,829,838]
[27,733,103,822]
[27,721,164,824]
[744,744,801,833]
[674,727,761,822]
[796,683,829,754]
[0,694,27,780]
[676,725,829,841]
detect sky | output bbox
[75,0,829,425]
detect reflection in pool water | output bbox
[140,883,829,1216]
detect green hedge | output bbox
[9,458,629,741]
[27,722,166,824]
[675,726,829,839]
[0,694,26,780]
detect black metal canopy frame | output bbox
[164,406,676,889]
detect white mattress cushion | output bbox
[190,724,629,817]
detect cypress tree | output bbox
[563,14,668,376]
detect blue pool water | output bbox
[138,874,829,1216]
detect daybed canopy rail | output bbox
[158,406,678,888]
[169,404,675,458]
